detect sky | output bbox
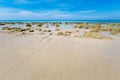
[0,0,120,20]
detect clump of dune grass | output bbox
[110,28,120,35]
[20,28,27,32]
[35,27,42,31]
[55,28,60,31]
[117,28,120,33]
[57,31,64,36]
[116,23,120,27]
[100,24,120,35]
[0,23,5,25]
[100,27,111,31]
[65,31,72,34]
[56,31,71,36]
[101,23,116,32]
[49,33,53,36]
[29,29,34,32]
[74,23,83,29]
[83,31,110,39]
[17,22,24,25]
[43,30,47,32]
[104,24,114,30]
[37,23,42,27]
[64,33,71,36]
[83,23,90,29]
[21,32,27,35]
[39,31,45,34]
[2,27,22,32]
[110,30,117,35]
[26,23,31,27]
[54,23,60,28]
[7,22,15,25]
[74,23,89,29]
[75,30,80,32]
[47,30,51,32]
[84,25,90,29]
[91,24,102,32]
[2,27,31,33]
[38,28,42,31]
[65,22,69,25]
[108,23,115,27]
[44,26,49,28]
[42,30,51,32]
[2,27,10,30]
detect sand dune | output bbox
[0,32,120,80]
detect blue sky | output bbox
[0,0,120,20]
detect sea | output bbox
[0,20,120,23]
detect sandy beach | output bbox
[0,22,120,80]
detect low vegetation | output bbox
[74,23,89,29]
[37,23,43,27]
[57,31,71,36]
[83,31,110,39]
[29,29,34,32]
[26,23,32,27]
[1,22,120,39]
[2,27,21,32]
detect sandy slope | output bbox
[0,32,120,80]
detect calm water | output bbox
[0,20,120,23]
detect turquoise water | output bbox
[0,20,120,23]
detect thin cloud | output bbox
[80,10,96,13]
[57,3,70,7]
[0,7,72,20]
[15,0,28,4]
[0,7,112,20]
[15,0,56,4]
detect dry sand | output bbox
[0,32,120,80]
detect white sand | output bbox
[0,32,120,80]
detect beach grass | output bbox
[1,22,120,39]
[83,31,108,39]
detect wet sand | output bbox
[0,32,120,80]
